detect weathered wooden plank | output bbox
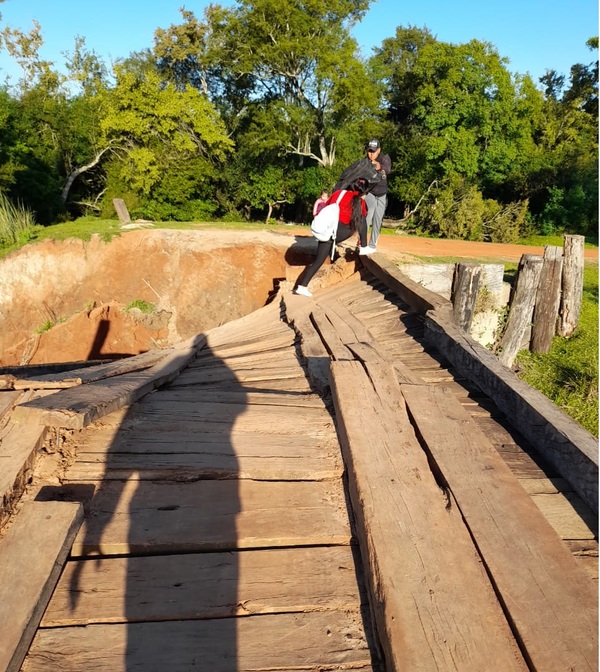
[330,360,527,672]
[311,305,354,361]
[69,479,351,557]
[452,262,482,332]
[65,427,343,481]
[145,387,324,408]
[361,255,451,314]
[0,501,83,672]
[168,365,307,388]
[346,341,425,384]
[566,540,599,581]
[42,546,363,626]
[198,332,296,360]
[0,418,47,529]
[424,306,598,513]
[318,298,375,343]
[134,396,331,421]
[402,383,598,672]
[203,300,286,348]
[495,451,552,478]
[0,390,21,419]
[530,492,598,540]
[12,348,173,390]
[12,336,204,429]
[313,276,374,302]
[65,454,342,482]
[284,293,331,393]
[517,476,572,495]
[112,197,131,224]
[25,611,374,672]
[193,346,299,368]
[127,399,334,437]
[76,427,339,458]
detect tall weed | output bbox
[0,193,38,246]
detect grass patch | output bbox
[0,217,311,259]
[35,319,55,334]
[125,299,156,314]
[515,265,598,436]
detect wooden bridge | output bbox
[0,254,597,671]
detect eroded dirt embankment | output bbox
[0,229,312,366]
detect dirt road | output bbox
[283,228,598,263]
[376,233,599,262]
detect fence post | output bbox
[112,198,131,225]
[498,254,543,368]
[530,246,563,353]
[558,234,585,337]
[451,263,482,332]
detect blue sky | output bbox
[0,0,597,87]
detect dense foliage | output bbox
[0,3,597,239]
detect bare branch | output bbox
[385,180,438,230]
[61,145,114,203]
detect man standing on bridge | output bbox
[364,139,391,252]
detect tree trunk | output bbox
[498,254,544,368]
[61,146,112,204]
[530,246,563,353]
[557,234,585,337]
[451,263,482,333]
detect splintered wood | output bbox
[22,300,375,672]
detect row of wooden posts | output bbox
[450,234,586,368]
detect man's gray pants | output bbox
[365,192,387,249]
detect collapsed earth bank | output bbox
[0,229,313,367]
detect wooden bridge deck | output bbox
[1,268,598,671]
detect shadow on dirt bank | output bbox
[0,229,316,367]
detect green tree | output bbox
[99,60,233,219]
[153,0,381,219]
[531,38,598,235]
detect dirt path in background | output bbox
[281,228,599,263]
[377,234,599,262]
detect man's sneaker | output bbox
[359,246,375,256]
[294,285,313,297]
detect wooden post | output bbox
[112,198,131,225]
[451,263,482,332]
[530,246,563,353]
[558,234,585,337]
[498,254,543,368]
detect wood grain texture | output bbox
[0,501,83,672]
[402,383,598,671]
[13,338,203,429]
[70,479,352,557]
[42,546,363,626]
[25,612,374,672]
[330,360,527,672]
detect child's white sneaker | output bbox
[359,246,375,256]
[294,285,313,297]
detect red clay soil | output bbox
[376,234,599,262]
[1,228,596,369]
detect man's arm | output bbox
[379,154,392,175]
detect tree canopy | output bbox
[0,2,597,238]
